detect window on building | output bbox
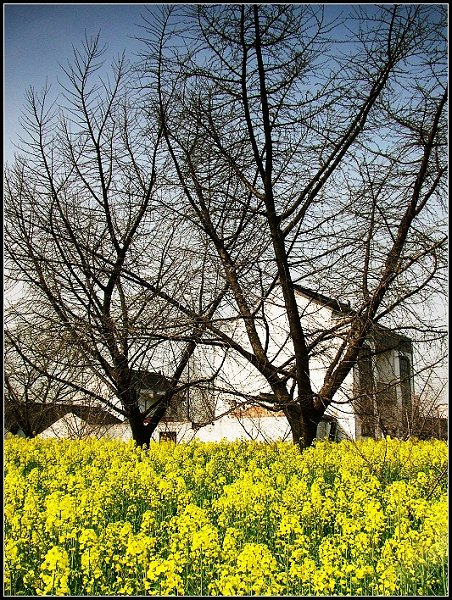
[159,431,177,443]
[376,382,398,437]
[358,345,375,437]
[328,420,338,441]
[399,354,412,431]
[399,355,412,409]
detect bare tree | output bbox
[397,357,447,440]
[135,4,447,449]
[4,314,81,438]
[5,7,447,450]
[4,34,226,447]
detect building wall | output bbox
[33,290,413,445]
[167,415,292,443]
[351,328,414,439]
[200,288,359,440]
[40,414,122,440]
[102,415,341,444]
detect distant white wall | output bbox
[34,408,357,445]
[184,415,292,443]
[156,411,359,444]
[40,414,85,439]
[40,414,124,440]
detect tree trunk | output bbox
[118,379,153,448]
[127,404,153,448]
[284,403,321,450]
[123,387,175,448]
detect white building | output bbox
[4,401,123,440]
[5,286,415,445]
[134,285,415,444]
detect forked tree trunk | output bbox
[127,407,153,448]
[119,383,153,448]
[284,402,322,450]
[125,388,174,448]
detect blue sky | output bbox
[4,3,357,166]
[4,3,153,164]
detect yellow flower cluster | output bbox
[4,436,448,596]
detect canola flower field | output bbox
[4,436,448,597]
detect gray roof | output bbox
[130,370,172,391]
[294,284,353,313]
[4,401,123,435]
